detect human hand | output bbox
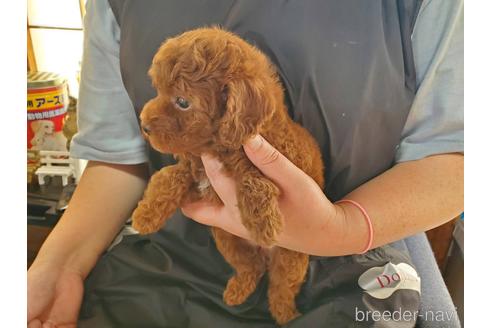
[28,261,84,328]
[182,135,367,256]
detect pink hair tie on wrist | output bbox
[335,199,374,254]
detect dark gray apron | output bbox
[79,1,423,327]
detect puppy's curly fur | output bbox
[132,27,324,325]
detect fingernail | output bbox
[43,322,54,328]
[245,135,263,152]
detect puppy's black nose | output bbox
[142,124,151,134]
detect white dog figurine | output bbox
[30,120,67,151]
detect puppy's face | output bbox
[140,28,279,155]
[42,121,54,134]
[32,120,54,135]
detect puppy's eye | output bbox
[175,97,191,111]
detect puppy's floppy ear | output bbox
[30,121,40,132]
[217,78,274,149]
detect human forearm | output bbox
[182,136,464,257]
[338,153,464,252]
[32,161,149,278]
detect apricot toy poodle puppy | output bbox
[132,27,324,325]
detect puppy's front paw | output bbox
[238,178,283,247]
[243,214,282,247]
[131,202,165,234]
[240,198,283,247]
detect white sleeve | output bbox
[70,0,148,164]
[395,0,464,163]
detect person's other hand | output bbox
[28,262,84,328]
[182,135,366,256]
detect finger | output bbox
[44,281,83,328]
[54,324,77,328]
[181,200,221,226]
[27,319,43,328]
[27,303,42,323]
[42,321,55,328]
[201,154,238,207]
[243,135,311,190]
[27,284,50,322]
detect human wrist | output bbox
[32,237,100,279]
[332,201,372,254]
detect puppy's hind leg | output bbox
[212,227,267,306]
[268,247,309,325]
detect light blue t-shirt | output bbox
[71,0,464,165]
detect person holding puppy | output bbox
[28,0,463,327]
